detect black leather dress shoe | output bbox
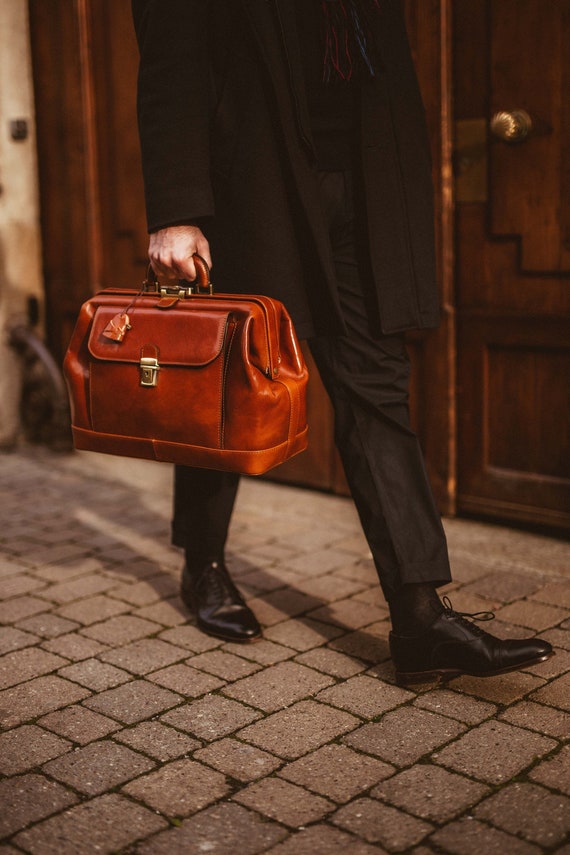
[180,561,262,643]
[390,603,554,686]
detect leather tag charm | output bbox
[102,312,131,342]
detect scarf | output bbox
[321,0,381,82]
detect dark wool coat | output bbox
[132,0,440,338]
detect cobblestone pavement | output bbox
[1,446,569,854]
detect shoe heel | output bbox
[395,669,456,687]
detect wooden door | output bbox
[29,0,149,364]
[454,0,570,530]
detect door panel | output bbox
[454,0,570,530]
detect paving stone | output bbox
[84,679,182,724]
[186,650,262,680]
[13,792,167,854]
[136,802,288,855]
[529,744,570,796]
[461,571,544,603]
[0,647,68,690]
[239,566,305,595]
[114,720,200,761]
[0,675,91,728]
[328,624,391,664]
[414,689,497,725]
[240,541,299,564]
[524,646,570,678]
[285,548,356,577]
[0,626,40,655]
[332,796,432,849]
[292,574,370,603]
[316,675,413,718]
[108,575,179,606]
[474,782,570,847]
[265,824,383,855]
[530,579,570,608]
[494,601,567,631]
[344,707,466,766]
[450,670,545,705]
[123,758,230,816]
[278,743,394,803]
[195,736,282,781]
[233,777,334,827]
[541,627,570,650]
[147,662,225,696]
[36,574,115,605]
[239,700,359,759]
[351,585,389,607]
[162,694,262,740]
[332,555,378,581]
[103,556,167,581]
[159,624,224,653]
[433,720,556,784]
[1,574,46,599]
[55,594,130,625]
[264,617,345,651]
[308,597,388,631]
[294,647,366,678]
[16,613,79,638]
[0,724,72,775]
[81,614,162,645]
[222,638,294,665]
[38,704,121,744]
[0,773,78,839]
[365,659,401,684]
[134,597,189,627]
[0,595,50,623]
[499,700,570,739]
[529,671,570,711]
[43,739,155,795]
[57,657,131,691]
[245,589,322,627]
[431,817,542,855]
[99,637,188,675]
[371,764,490,821]
[223,660,334,712]
[34,557,105,582]
[41,631,109,661]
[24,544,92,569]
[0,557,30,578]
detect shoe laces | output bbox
[442,596,495,638]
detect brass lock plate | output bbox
[140,356,160,387]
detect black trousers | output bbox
[172,171,451,599]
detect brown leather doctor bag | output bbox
[63,256,309,475]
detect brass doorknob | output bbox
[490,109,533,142]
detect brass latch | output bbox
[140,356,160,387]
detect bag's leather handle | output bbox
[179,253,212,294]
[191,254,211,290]
[142,254,213,296]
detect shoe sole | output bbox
[395,650,554,687]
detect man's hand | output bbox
[148,225,212,281]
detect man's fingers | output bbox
[148,225,212,282]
